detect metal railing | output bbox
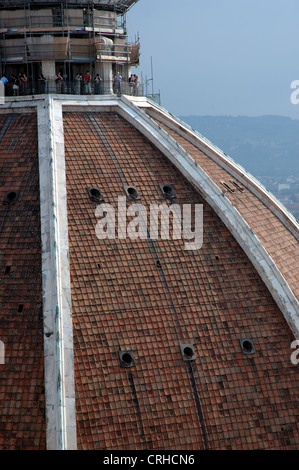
[1,78,144,97]
[146,93,161,105]
[96,41,137,63]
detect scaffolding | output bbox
[0,1,140,12]
[0,2,140,80]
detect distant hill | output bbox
[179,115,299,178]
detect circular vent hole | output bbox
[163,185,174,196]
[6,191,18,203]
[90,188,101,199]
[121,352,133,366]
[8,192,17,201]
[242,340,253,353]
[127,187,138,199]
[87,187,103,202]
[183,346,194,359]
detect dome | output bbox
[0,93,298,450]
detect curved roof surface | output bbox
[141,100,299,304]
[0,113,45,450]
[62,107,299,450]
[0,95,298,450]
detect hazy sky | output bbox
[128,0,299,118]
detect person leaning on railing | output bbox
[1,75,9,95]
[75,73,82,95]
[22,73,29,94]
[113,72,122,95]
[94,74,102,95]
[84,71,92,95]
[128,74,134,94]
[38,74,46,94]
[55,72,63,94]
[11,74,19,96]
[133,75,139,96]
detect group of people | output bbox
[112,72,140,96]
[128,73,140,96]
[74,71,102,95]
[73,71,140,96]
[1,73,29,96]
[0,72,47,95]
[0,70,141,96]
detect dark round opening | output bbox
[90,188,101,199]
[183,346,194,359]
[127,187,138,198]
[6,191,17,202]
[121,352,133,365]
[163,185,173,196]
[242,340,253,352]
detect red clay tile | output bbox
[63,112,299,451]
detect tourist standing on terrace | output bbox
[113,72,122,95]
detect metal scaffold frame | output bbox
[0,1,140,80]
[0,1,140,14]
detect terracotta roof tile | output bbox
[152,116,299,302]
[63,111,299,450]
[0,113,46,450]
